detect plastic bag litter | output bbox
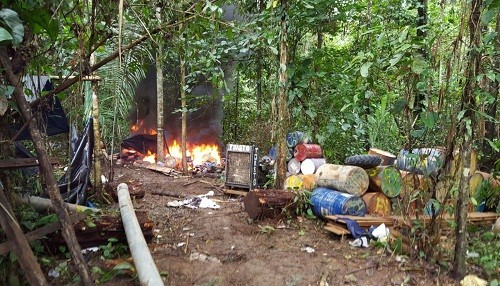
[349,236,369,248]
[166,191,220,209]
[371,223,389,243]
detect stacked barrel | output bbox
[284,131,325,192]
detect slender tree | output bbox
[275,0,290,189]
[156,3,165,163]
[453,0,482,280]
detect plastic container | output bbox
[310,187,367,218]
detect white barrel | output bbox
[300,158,326,175]
[287,158,301,175]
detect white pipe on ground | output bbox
[117,183,164,286]
[15,194,99,213]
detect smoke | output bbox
[129,3,242,148]
[130,65,224,147]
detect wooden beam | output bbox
[0,212,86,255]
[0,157,60,169]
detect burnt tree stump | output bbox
[244,189,296,220]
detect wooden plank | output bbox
[224,189,248,196]
[0,212,86,255]
[324,222,350,235]
[0,157,60,169]
[325,214,395,227]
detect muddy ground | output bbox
[86,163,459,286]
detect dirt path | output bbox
[97,164,455,286]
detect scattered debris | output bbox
[349,237,369,248]
[460,275,487,286]
[166,191,220,209]
[300,246,315,253]
[189,252,221,263]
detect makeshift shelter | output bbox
[9,76,92,205]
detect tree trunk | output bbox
[481,14,499,170]
[156,5,165,164]
[453,0,482,280]
[0,48,93,285]
[90,53,103,200]
[180,26,188,175]
[275,0,290,189]
[0,182,48,285]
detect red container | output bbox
[294,144,323,162]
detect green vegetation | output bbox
[0,0,498,284]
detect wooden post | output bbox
[0,182,48,285]
[156,4,165,164]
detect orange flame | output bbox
[143,150,156,163]
[167,140,221,166]
[130,120,156,135]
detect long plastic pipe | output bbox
[15,194,99,213]
[117,183,164,286]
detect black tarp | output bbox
[10,96,70,141]
[121,133,169,155]
[57,118,93,205]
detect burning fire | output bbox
[143,150,156,164]
[128,120,221,167]
[131,120,156,135]
[168,140,220,166]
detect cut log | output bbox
[294,144,323,162]
[287,158,301,175]
[362,192,391,215]
[284,174,317,191]
[316,164,369,196]
[44,210,154,250]
[368,148,396,165]
[105,180,145,201]
[300,158,326,175]
[367,166,402,198]
[244,189,296,220]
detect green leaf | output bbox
[0,8,24,46]
[481,8,497,24]
[457,110,466,121]
[268,46,278,55]
[360,62,372,78]
[0,27,13,44]
[411,129,424,138]
[411,57,425,74]
[389,53,403,66]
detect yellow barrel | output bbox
[284,174,317,191]
[361,192,391,215]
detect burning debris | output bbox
[120,133,224,176]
